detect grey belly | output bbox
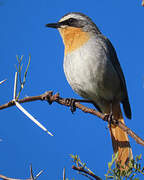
[63,42,122,107]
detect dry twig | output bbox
[0,91,144,146]
[0,165,43,180]
[72,165,102,180]
[0,79,6,85]
[63,168,66,180]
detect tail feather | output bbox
[109,103,133,167]
[122,99,132,119]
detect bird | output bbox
[45,12,133,168]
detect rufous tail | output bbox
[109,103,133,168]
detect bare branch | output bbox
[72,165,102,180]
[16,55,31,100]
[0,174,20,180]
[0,165,44,180]
[14,100,53,136]
[0,91,144,146]
[34,170,44,180]
[13,72,18,99]
[0,79,6,85]
[63,168,66,180]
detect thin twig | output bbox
[72,165,102,180]
[16,55,31,99]
[34,170,44,180]
[63,168,66,180]
[0,174,20,180]
[13,72,18,99]
[78,172,94,180]
[0,79,7,85]
[14,100,53,136]
[0,91,144,146]
[0,165,44,180]
[29,164,44,180]
[12,71,53,136]
[30,164,34,180]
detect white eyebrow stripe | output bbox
[59,14,84,22]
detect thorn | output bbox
[0,79,7,85]
[14,101,54,136]
[13,72,18,99]
[46,130,54,136]
[30,164,34,179]
[63,168,66,180]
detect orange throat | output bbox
[59,27,90,55]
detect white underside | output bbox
[63,36,122,111]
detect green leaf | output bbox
[108,162,112,169]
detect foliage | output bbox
[69,154,144,180]
[70,154,101,180]
[70,154,95,175]
[105,154,144,180]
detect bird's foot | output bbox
[104,112,114,128]
[104,113,119,127]
[65,98,76,113]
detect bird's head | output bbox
[46,12,100,54]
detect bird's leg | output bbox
[104,103,114,127]
[104,103,119,126]
[108,103,114,128]
[109,103,113,119]
[108,114,113,129]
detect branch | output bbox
[0,79,6,85]
[63,168,66,180]
[0,174,20,180]
[0,91,144,146]
[72,165,102,180]
[0,165,43,180]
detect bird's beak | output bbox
[45,22,61,29]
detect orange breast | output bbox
[59,27,90,55]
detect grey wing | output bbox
[97,34,131,119]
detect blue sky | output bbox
[0,0,144,179]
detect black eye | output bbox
[60,18,77,27]
[68,18,75,25]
